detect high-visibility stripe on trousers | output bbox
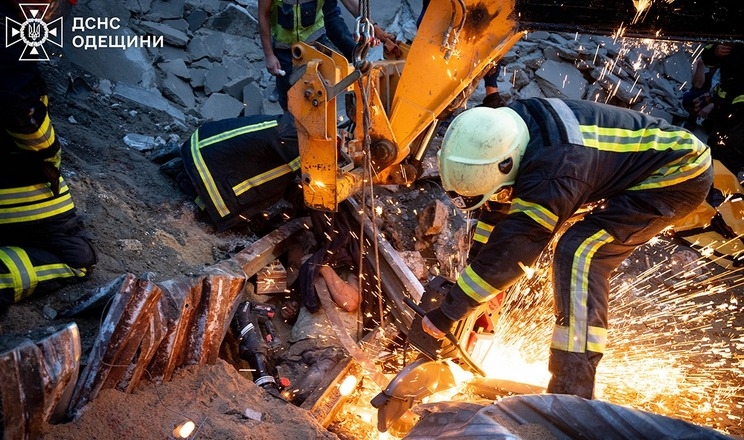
[547,169,713,399]
[0,246,88,307]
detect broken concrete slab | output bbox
[113,82,186,121]
[186,32,224,62]
[186,8,208,31]
[223,56,259,81]
[204,64,229,95]
[147,0,186,21]
[185,0,223,15]
[138,20,190,47]
[205,3,259,37]
[589,68,642,104]
[162,72,196,108]
[158,58,191,79]
[664,52,692,84]
[189,67,208,88]
[221,33,266,62]
[242,82,264,116]
[151,43,191,64]
[199,93,245,121]
[64,28,157,89]
[162,18,190,34]
[224,76,254,100]
[535,59,587,100]
[125,0,153,15]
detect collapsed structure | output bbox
[2,0,744,438]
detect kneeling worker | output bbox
[179,113,302,231]
[421,98,713,399]
[0,21,96,307]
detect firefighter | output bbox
[701,43,744,173]
[179,113,303,232]
[420,98,713,399]
[0,1,96,309]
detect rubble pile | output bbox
[67,1,699,130]
[481,31,697,124]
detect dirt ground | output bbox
[2,55,744,439]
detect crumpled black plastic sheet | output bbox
[405,394,734,440]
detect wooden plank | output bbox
[230,217,311,277]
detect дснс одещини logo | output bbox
[5,3,63,61]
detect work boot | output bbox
[268,87,279,103]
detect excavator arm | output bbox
[289,0,744,212]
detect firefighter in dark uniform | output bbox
[701,42,744,173]
[179,113,302,231]
[421,98,713,399]
[0,1,96,309]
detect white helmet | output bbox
[438,106,529,211]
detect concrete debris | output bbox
[397,250,428,281]
[416,199,448,237]
[157,58,191,79]
[138,20,189,47]
[478,35,699,123]
[66,0,699,125]
[123,133,166,151]
[200,93,246,121]
[243,407,263,421]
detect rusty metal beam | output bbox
[343,199,423,333]
[67,275,164,418]
[0,323,80,439]
[514,0,744,42]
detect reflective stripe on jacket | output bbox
[181,115,301,231]
[271,0,325,49]
[0,178,75,224]
[448,98,711,312]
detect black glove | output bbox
[480,92,505,108]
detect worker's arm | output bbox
[338,0,359,16]
[424,168,590,336]
[691,58,706,90]
[424,212,553,335]
[258,0,281,75]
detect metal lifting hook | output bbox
[352,17,374,72]
[352,0,374,72]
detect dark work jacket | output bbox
[432,98,711,328]
[702,43,744,108]
[180,114,300,231]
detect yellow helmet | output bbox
[438,107,529,211]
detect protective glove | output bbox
[421,315,446,339]
[422,307,456,339]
